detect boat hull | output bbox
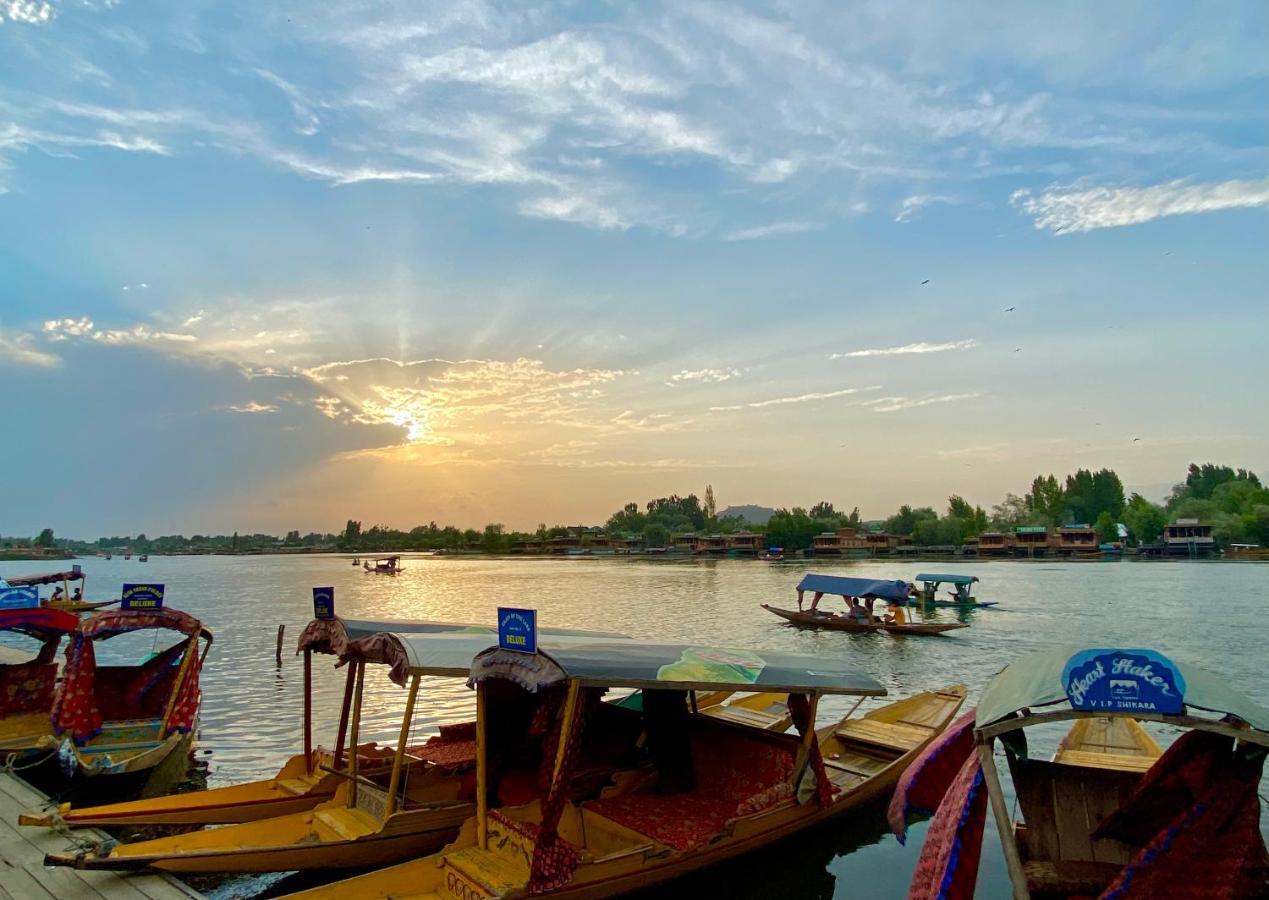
[761,604,880,632]
[899,598,998,609]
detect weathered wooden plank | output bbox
[0,862,57,899]
[21,860,110,899]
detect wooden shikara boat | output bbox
[1052,716,1162,773]
[902,574,998,609]
[891,646,1269,899]
[3,567,119,615]
[46,605,212,789]
[33,618,626,851]
[762,604,967,636]
[0,605,79,757]
[280,635,966,900]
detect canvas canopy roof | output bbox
[914,574,978,585]
[80,607,212,643]
[5,570,84,587]
[796,573,910,601]
[0,607,79,640]
[470,638,887,696]
[339,618,626,642]
[976,645,1269,734]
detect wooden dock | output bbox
[0,771,203,900]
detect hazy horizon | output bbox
[2,3,1265,537]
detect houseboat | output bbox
[1012,526,1050,557]
[975,532,1015,557]
[670,534,698,554]
[725,532,763,557]
[1054,524,1099,556]
[692,535,727,557]
[546,535,581,555]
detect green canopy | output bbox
[914,574,978,586]
[976,645,1269,734]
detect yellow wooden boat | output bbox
[279,634,965,900]
[0,605,79,756]
[24,616,631,830]
[42,624,791,874]
[1052,715,1162,773]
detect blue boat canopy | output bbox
[915,574,979,586]
[796,574,910,601]
[976,645,1269,734]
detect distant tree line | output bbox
[9,462,1265,557]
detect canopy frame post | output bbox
[551,679,582,787]
[475,681,488,849]
[333,663,356,770]
[977,737,1029,900]
[384,672,421,819]
[303,648,313,775]
[158,632,199,740]
[348,659,366,809]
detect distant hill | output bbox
[719,504,777,525]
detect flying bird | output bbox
[1132,437,1142,443]
[1013,348,1021,353]
[1004,306,1016,312]
[921,279,930,285]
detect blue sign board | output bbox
[498,607,537,654]
[1062,649,1186,715]
[0,586,40,610]
[121,583,165,611]
[313,587,335,620]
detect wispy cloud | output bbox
[865,393,980,413]
[832,339,977,359]
[0,328,60,367]
[43,318,197,346]
[222,401,279,414]
[722,221,822,241]
[895,194,959,223]
[710,385,881,412]
[1012,178,1269,234]
[3,0,53,24]
[667,367,743,385]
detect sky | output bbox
[1,1,1266,537]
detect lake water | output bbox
[2,555,1266,899]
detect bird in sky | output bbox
[1004,306,1016,312]
[1013,348,1021,352]
[921,279,930,285]
[1132,437,1142,443]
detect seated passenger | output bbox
[884,604,907,626]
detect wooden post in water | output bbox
[384,673,421,819]
[275,624,285,666]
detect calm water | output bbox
[3,555,1266,899]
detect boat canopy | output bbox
[914,574,978,586]
[796,573,910,601]
[470,638,887,696]
[5,569,85,587]
[976,645,1269,733]
[0,606,79,640]
[80,607,212,644]
[297,619,631,685]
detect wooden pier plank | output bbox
[0,772,203,900]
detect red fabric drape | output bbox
[51,636,102,741]
[528,688,592,893]
[164,637,202,734]
[788,693,833,807]
[888,710,976,843]
[1097,731,1269,900]
[906,751,987,900]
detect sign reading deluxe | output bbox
[498,607,537,654]
[1062,649,1186,715]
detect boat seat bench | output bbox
[835,719,930,751]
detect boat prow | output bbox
[1053,716,1163,773]
[761,604,882,632]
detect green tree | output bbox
[1026,475,1066,525]
[809,501,837,519]
[482,524,508,554]
[703,484,717,522]
[766,508,823,551]
[35,528,55,548]
[642,522,669,549]
[991,493,1029,529]
[1123,493,1167,545]
[1170,463,1262,506]
[1094,511,1118,544]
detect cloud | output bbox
[667,367,743,385]
[43,318,197,346]
[1011,178,1269,234]
[222,401,278,414]
[710,385,881,412]
[865,393,980,413]
[895,194,959,222]
[831,339,977,359]
[721,221,822,241]
[0,328,60,367]
[3,0,53,24]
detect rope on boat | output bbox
[1,747,59,773]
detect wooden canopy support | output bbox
[384,672,421,819]
[977,738,1030,900]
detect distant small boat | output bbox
[139,555,149,562]
[351,557,360,566]
[903,573,997,609]
[363,555,403,574]
[762,573,969,636]
[759,546,785,561]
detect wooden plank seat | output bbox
[835,719,929,751]
[700,705,786,730]
[1052,750,1156,773]
[312,807,380,841]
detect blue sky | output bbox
[1,1,1266,536]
